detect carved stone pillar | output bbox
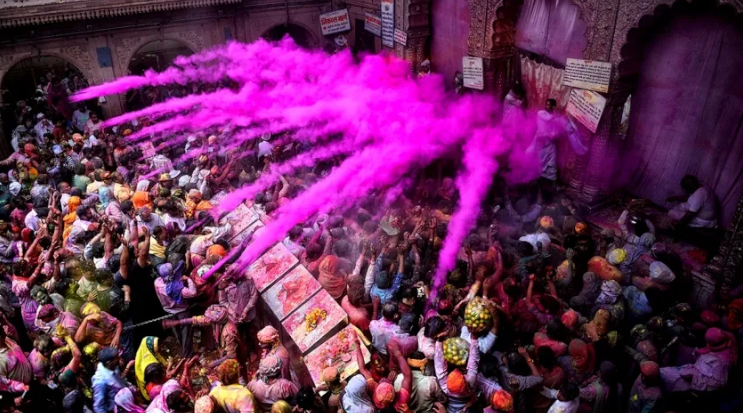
[394,0,431,72]
[466,0,518,98]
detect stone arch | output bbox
[114,34,203,77]
[262,22,318,49]
[128,39,195,75]
[610,0,743,68]
[0,50,96,104]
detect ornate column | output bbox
[466,0,518,98]
[392,0,431,72]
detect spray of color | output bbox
[73,38,546,302]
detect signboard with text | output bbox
[563,58,612,93]
[319,9,351,35]
[364,13,382,37]
[394,28,407,46]
[381,0,394,48]
[462,56,484,90]
[566,88,607,133]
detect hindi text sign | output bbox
[319,9,351,36]
[381,0,394,48]
[364,13,381,37]
[394,28,407,46]
[563,58,612,93]
[462,56,484,90]
[566,89,607,133]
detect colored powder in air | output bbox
[74,38,546,301]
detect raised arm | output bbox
[389,340,412,395]
[353,336,373,381]
[119,235,130,280]
[137,226,149,268]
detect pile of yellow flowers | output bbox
[306,308,328,332]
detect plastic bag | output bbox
[443,337,470,367]
[464,297,493,334]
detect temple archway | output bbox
[0,55,90,153]
[262,23,316,49]
[128,39,194,75]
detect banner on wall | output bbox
[462,56,484,90]
[364,13,382,37]
[566,88,607,133]
[394,28,407,46]
[319,9,351,35]
[381,0,394,48]
[563,58,612,93]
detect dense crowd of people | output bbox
[0,66,739,413]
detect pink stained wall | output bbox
[430,0,470,87]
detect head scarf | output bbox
[607,248,627,265]
[539,216,554,229]
[640,361,660,378]
[258,355,283,381]
[492,389,514,411]
[638,233,656,249]
[217,359,240,384]
[257,326,280,344]
[699,327,737,363]
[194,396,215,413]
[158,262,186,304]
[648,261,675,284]
[596,280,622,304]
[446,368,467,394]
[342,375,375,413]
[317,255,345,299]
[561,309,580,329]
[67,195,81,213]
[372,381,396,408]
[99,186,112,208]
[81,302,102,317]
[115,387,145,413]
[585,309,611,341]
[9,182,21,197]
[728,299,743,330]
[270,400,292,413]
[569,339,595,372]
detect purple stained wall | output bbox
[431,0,470,87]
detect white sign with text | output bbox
[381,0,394,48]
[319,9,351,35]
[364,13,382,37]
[566,88,607,133]
[462,56,484,90]
[563,58,612,93]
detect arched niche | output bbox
[262,23,317,49]
[128,39,195,76]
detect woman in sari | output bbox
[115,387,145,413]
[135,336,168,401]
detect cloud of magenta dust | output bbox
[73,38,541,301]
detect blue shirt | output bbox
[92,363,127,413]
[370,270,404,305]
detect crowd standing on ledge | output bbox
[0,70,740,413]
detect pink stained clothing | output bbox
[209,383,257,413]
[35,311,80,346]
[12,278,39,333]
[369,319,401,355]
[219,278,258,325]
[84,311,119,346]
[417,329,436,360]
[534,332,568,356]
[246,378,299,412]
[153,277,198,314]
[0,338,33,392]
[390,333,418,357]
[146,379,182,412]
[28,349,49,381]
[341,296,370,333]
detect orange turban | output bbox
[446,369,467,394]
[539,216,554,229]
[492,390,514,411]
[575,222,588,234]
[207,244,227,258]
